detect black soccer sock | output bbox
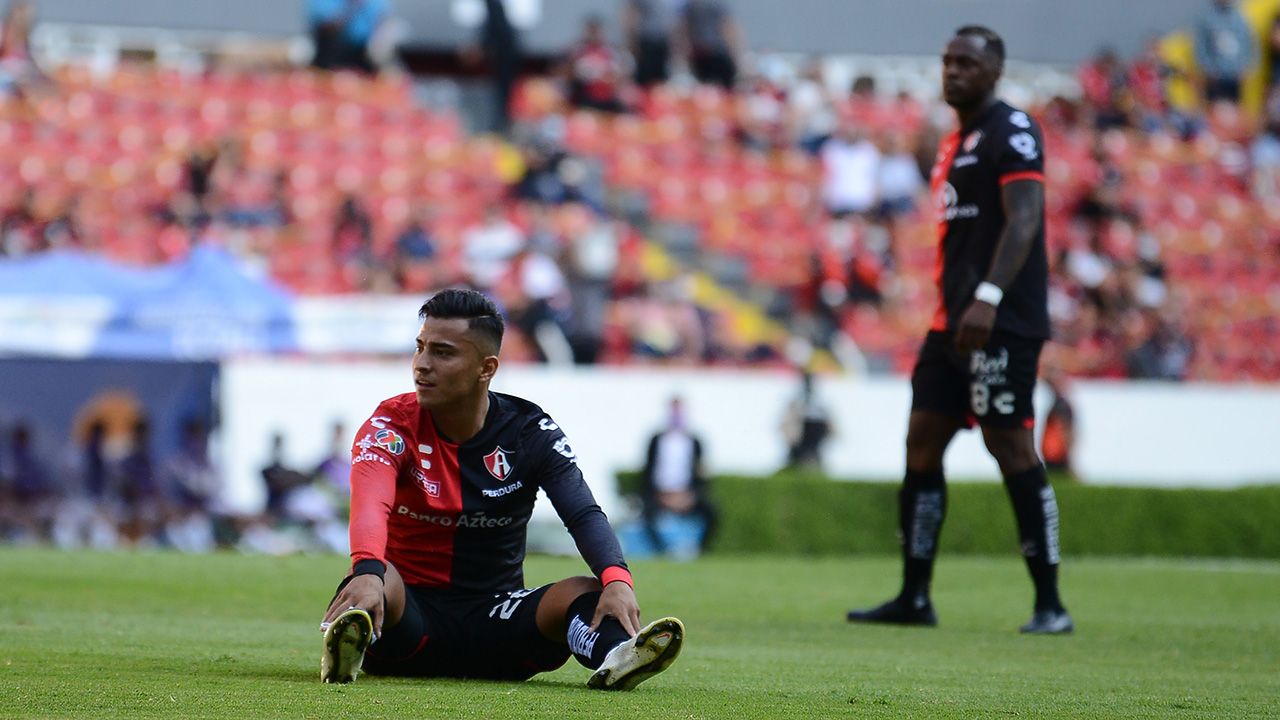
[899,469,947,604]
[565,592,632,670]
[1003,464,1064,612]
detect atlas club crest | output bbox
[484,447,514,480]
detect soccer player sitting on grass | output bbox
[320,288,684,688]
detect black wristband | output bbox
[352,559,386,581]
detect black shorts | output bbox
[910,330,1043,429]
[332,578,570,681]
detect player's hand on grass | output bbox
[592,580,641,637]
[955,300,997,355]
[322,574,385,640]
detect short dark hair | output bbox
[955,25,1005,66]
[418,288,504,355]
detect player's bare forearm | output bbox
[591,580,641,637]
[955,179,1043,354]
[984,179,1043,290]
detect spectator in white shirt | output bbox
[462,205,525,290]
[876,132,925,219]
[821,124,881,218]
[639,396,718,555]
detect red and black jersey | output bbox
[930,100,1050,339]
[347,391,627,593]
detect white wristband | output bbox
[974,281,1004,307]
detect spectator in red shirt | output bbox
[840,75,888,129]
[1128,39,1170,131]
[0,2,46,101]
[567,16,629,114]
[1039,370,1076,477]
[1078,47,1129,129]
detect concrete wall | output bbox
[23,0,1212,64]
[218,360,1280,516]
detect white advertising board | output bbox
[219,360,1280,515]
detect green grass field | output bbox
[1,549,1277,719]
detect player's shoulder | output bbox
[988,101,1042,135]
[490,391,570,452]
[490,391,553,426]
[370,393,419,423]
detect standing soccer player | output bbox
[846,26,1072,634]
[320,288,684,686]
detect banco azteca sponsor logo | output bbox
[396,505,514,528]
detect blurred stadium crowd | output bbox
[0,413,352,552]
[2,0,1279,548]
[3,1,1278,378]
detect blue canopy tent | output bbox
[0,247,297,359]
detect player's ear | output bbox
[478,354,500,384]
[987,53,1004,80]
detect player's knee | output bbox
[982,430,1038,475]
[535,576,604,640]
[905,430,946,469]
[555,575,603,597]
[906,413,957,469]
[544,575,603,609]
[381,562,407,626]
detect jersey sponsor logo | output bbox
[396,504,454,525]
[553,437,577,463]
[413,468,440,497]
[395,505,514,528]
[962,129,983,153]
[454,511,514,529]
[936,181,979,221]
[969,347,1009,382]
[969,347,1014,417]
[482,480,523,498]
[375,429,405,455]
[1008,131,1039,161]
[353,450,391,466]
[538,418,559,432]
[952,155,978,168]
[1008,110,1032,129]
[484,447,514,480]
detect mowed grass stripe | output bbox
[1,549,1276,719]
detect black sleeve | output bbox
[993,109,1045,184]
[528,414,627,575]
